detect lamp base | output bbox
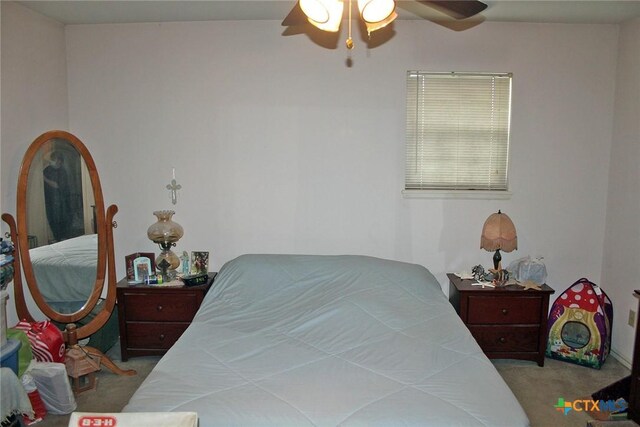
[156,247,180,280]
[493,249,502,271]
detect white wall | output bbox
[1,1,69,325]
[602,17,640,364]
[65,19,617,291]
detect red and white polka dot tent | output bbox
[547,278,612,369]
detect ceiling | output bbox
[17,0,640,26]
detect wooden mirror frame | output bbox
[2,130,134,376]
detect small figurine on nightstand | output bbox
[471,265,487,282]
[180,251,189,276]
[519,280,542,291]
[471,264,510,287]
[489,268,510,286]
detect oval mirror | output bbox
[16,130,107,324]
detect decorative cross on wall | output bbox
[167,167,182,205]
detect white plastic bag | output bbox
[507,256,547,284]
[28,361,76,414]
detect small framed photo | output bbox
[125,252,155,280]
[133,256,153,282]
[191,251,209,274]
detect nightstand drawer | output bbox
[124,292,200,322]
[468,326,540,352]
[467,296,542,324]
[126,322,189,349]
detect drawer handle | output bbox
[159,334,165,341]
[499,337,507,344]
[501,308,508,315]
[157,305,163,311]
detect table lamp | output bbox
[147,210,184,280]
[480,210,517,270]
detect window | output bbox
[404,72,512,196]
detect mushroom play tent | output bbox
[546,278,613,369]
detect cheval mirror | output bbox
[2,130,134,376]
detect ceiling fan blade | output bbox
[282,2,308,27]
[417,0,487,20]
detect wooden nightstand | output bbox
[448,273,554,367]
[116,273,216,361]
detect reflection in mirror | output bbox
[26,138,96,247]
[25,138,98,314]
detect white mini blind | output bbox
[405,72,512,191]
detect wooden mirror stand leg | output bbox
[65,324,136,376]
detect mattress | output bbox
[30,234,98,313]
[124,254,529,426]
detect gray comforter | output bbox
[124,254,529,426]
[30,234,97,313]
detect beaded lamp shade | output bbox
[480,210,517,270]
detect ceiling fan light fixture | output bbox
[300,0,344,32]
[299,0,330,23]
[357,0,395,23]
[364,10,397,33]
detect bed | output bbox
[123,254,529,426]
[30,234,98,314]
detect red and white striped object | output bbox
[14,320,65,363]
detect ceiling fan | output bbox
[282,0,488,49]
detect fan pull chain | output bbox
[346,0,354,50]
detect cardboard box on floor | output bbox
[68,412,197,427]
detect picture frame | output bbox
[190,251,209,275]
[125,252,155,280]
[133,256,153,282]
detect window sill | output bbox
[402,189,512,200]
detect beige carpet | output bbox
[32,348,638,427]
[495,357,636,427]
[34,347,160,427]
